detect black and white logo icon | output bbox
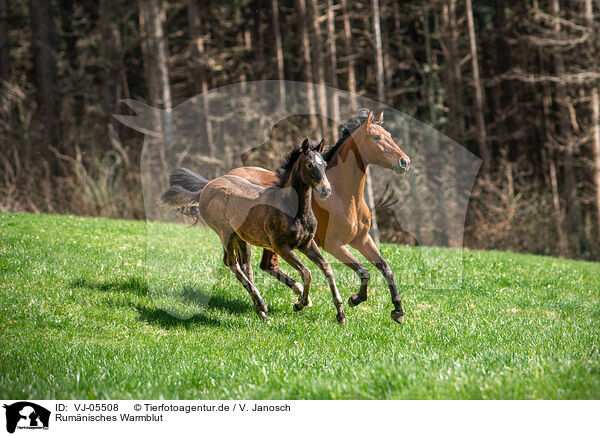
[3,402,50,434]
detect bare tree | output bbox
[29,0,62,167]
[139,0,172,142]
[0,0,9,84]
[550,0,584,253]
[326,0,340,132]
[340,0,357,110]
[371,0,385,103]
[585,0,600,242]
[99,0,123,147]
[465,0,491,176]
[309,0,330,140]
[295,0,318,133]
[271,0,285,107]
[188,0,215,156]
[423,9,449,246]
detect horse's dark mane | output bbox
[322,108,380,164]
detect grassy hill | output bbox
[1,212,599,399]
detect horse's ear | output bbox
[366,111,374,125]
[317,138,325,153]
[301,138,310,154]
[377,111,384,124]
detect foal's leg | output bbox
[273,245,312,312]
[326,243,372,308]
[351,235,405,324]
[235,238,253,282]
[222,236,269,321]
[259,249,312,307]
[300,240,345,324]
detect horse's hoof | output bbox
[258,312,271,324]
[256,298,268,313]
[293,301,305,312]
[292,282,303,296]
[391,310,405,324]
[348,293,364,307]
[336,312,346,324]
[293,283,312,307]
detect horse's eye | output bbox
[307,162,313,168]
[374,135,381,141]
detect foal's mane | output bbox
[321,108,381,164]
[273,140,318,188]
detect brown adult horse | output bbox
[228,109,410,324]
[161,139,346,324]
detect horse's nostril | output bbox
[400,157,408,169]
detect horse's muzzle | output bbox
[394,157,410,174]
[315,181,332,199]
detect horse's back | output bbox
[227,166,277,187]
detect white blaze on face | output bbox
[314,154,325,167]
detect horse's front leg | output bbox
[326,243,371,307]
[300,240,345,324]
[259,249,312,307]
[351,235,404,324]
[274,245,312,312]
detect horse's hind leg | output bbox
[260,249,312,307]
[235,238,253,282]
[223,235,269,321]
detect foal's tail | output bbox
[160,168,209,219]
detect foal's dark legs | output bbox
[222,236,269,322]
[235,238,253,282]
[299,240,345,324]
[260,249,312,307]
[273,245,313,312]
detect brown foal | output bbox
[161,139,346,324]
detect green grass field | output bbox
[1,212,599,399]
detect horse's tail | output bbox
[160,168,210,219]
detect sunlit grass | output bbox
[1,212,599,399]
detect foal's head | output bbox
[355,110,410,174]
[276,138,331,198]
[299,138,331,198]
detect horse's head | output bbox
[354,110,410,174]
[299,138,331,199]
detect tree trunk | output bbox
[423,9,449,246]
[271,0,285,107]
[371,0,385,103]
[326,0,340,133]
[592,88,600,244]
[444,0,465,143]
[188,0,215,156]
[295,0,318,134]
[308,0,329,140]
[0,0,9,83]
[550,0,584,254]
[99,0,123,148]
[585,0,600,243]
[340,0,357,110]
[540,53,569,256]
[465,0,490,176]
[139,0,172,142]
[29,0,62,168]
